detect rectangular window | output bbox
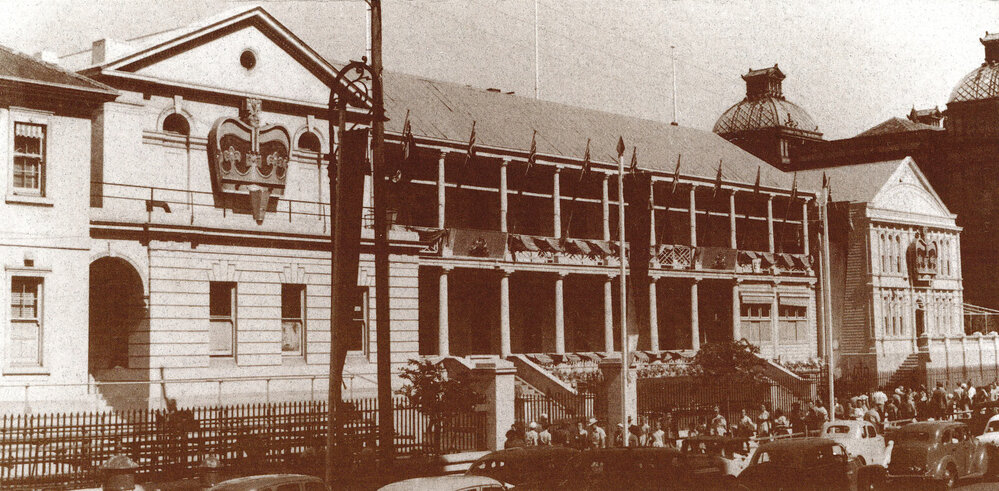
[9,277,42,367]
[12,122,45,195]
[349,287,367,352]
[209,282,236,357]
[281,284,306,356]
[740,303,772,346]
[778,305,807,343]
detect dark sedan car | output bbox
[887,420,989,488]
[466,446,579,489]
[738,437,885,491]
[559,447,733,490]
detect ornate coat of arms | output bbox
[911,227,938,282]
[208,98,292,224]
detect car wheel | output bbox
[943,464,958,489]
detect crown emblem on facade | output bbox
[911,227,938,283]
[208,98,292,224]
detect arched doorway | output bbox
[89,257,145,372]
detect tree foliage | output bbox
[396,359,481,452]
[690,339,768,385]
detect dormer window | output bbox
[163,113,190,136]
[297,132,321,152]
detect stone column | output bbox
[802,199,810,256]
[732,280,741,342]
[439,267,451,356]
[499,159,509,233]
[691,279,700,351]
[470,357,516,451]
[598,353,637,442]
[555,273,566,354]
[437,151,447,229]
[767,195,775,253]
[553,168,562,238]
[649,277,659,351]
[500,270,511,357]
[604,276,614,351]
[689,186,697,247]
[602,174,611,241]
[729,190,738,249]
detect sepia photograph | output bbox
[2,0,999,489]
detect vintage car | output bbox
[887,420,989,488]
[209,474,327,491]
[378,475,506,491]
[738,437,886,491]
[822,420,892,466]
[558,447,733,490]
[978,414,999,445]
[681,435,753,477]
[466,446,578,489]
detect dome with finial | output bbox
[949,31,999,103]
[713,64,820,136]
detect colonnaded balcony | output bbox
[415,226,813,276]
[89,181,334,238]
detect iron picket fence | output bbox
[0,397,486,490]
[515,391,595,425]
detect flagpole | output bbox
[821,185,835,416]
[617,139,629,446]
[534,0,540,99]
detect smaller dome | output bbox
[949,63,999,103]
[713,98,819,135]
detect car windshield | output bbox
[986,422,999,433]
[896,430,934,442]
[825,425,851,435]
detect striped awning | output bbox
[15,123,43,139]
[779,295,810,307]
[741,294,774,305]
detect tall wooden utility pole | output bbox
[369,0,394,464]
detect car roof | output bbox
[824,419,869,427]
[756,437,840,451]
[685,435,747,442]
[379,475,503,491]
[987,414,999,424]
[576,447,682,458]
[897,421,963,432]
[473,446,579,463]
[210,474,322,490]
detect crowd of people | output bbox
[504,380,999,449]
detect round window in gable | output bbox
[240,49,257,70]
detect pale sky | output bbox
[2,0,997,139]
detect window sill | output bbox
[6,194,53,207]
[209,356,237,368]
[3,366,50,376]
[282,355,306,367]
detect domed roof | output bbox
[713,97,819,135]
[949,32,999,104]
[949,62,999,103]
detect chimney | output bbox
[92,38,132,65]
[742,63,785,101]
[983,32,999,64]
[33,50,59,65]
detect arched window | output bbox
[163,113,190,136]
[895,235,902,273]
[297,132,321,152]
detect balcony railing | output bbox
[417,228,813,275]
[90,181,331,236]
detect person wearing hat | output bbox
[588,418,606,448]
[525,421,540,446]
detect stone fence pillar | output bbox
[598,354,637,440]
[468,356,516,451]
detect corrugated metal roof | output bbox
[383,71,797,191]
[795,159,903,204]
[855,117,942,137]
[0,44,116,95]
